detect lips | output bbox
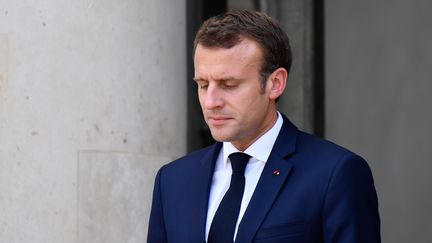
[207,116,232,126]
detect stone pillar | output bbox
[0,0,186,242]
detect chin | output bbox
[209,130,232,143]
[210,134,227,142]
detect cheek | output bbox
[245,90,267,108]
[246,95,269,120]
[236,97,262,122]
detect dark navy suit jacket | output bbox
[148,116,380,243]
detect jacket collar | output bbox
[189,142,222,242]
[235,114,298,243]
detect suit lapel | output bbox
[235,116,298,243]
[188,142,222,243]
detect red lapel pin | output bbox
[272,169,281,176]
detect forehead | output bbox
[194,39,263,79]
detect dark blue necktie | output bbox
[208,152,251,243]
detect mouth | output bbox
[207,116,232,126]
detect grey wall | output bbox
[0,0,186,242]
[326,1,432,242]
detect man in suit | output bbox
[148,10,380,243]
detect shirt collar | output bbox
[222,111,283,167]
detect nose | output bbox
[202,84,224,110]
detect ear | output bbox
[267,67,288,101]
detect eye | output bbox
[197,82,209,90]
[222,82,238,89]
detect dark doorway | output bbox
[186,0,228,152]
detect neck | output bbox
[231,110,278,151]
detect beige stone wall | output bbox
[0,0,186,242]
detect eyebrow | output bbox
[193,76,242,82]
[193,78,204,82]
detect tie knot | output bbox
[229,152,251,174]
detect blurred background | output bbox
[0,0,431,242]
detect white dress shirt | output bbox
[205,112,284,241]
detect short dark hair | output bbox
[194,9,292,88]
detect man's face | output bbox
[194,39,277,150]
